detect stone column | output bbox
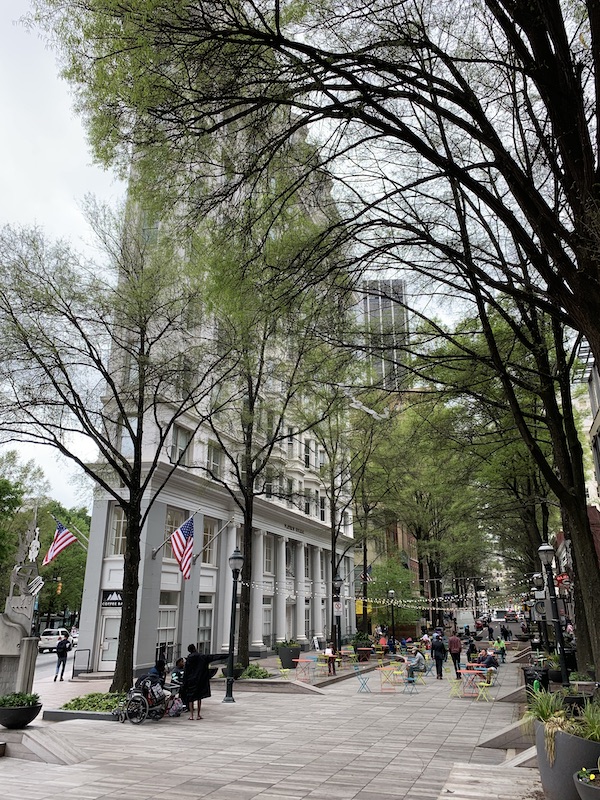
[220,521,238,651]
[250,529,266,653]
[311,546,324,641]
[294,540,308,643]
[275,535,287,642]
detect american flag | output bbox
[360,564,373,582]
[171,516,194,580]
[42,519,78,566]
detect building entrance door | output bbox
[98,615,120,671]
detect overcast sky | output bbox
[1,0,125,510]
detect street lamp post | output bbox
[538,543,570,687]
[388,589,395,642]
[531,572,548,652]
[223,547,244,703]
[333,573,343,652]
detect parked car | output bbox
[38,628,73,654]
[504,610,518,622]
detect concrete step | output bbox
[438,762,541,799]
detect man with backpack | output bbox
[54,632,71,681]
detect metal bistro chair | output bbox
[377,666,396,693]
[476,679,494,702]
[276,657,290,681]
[316,653,329,677]
[449,678,463,698]
[424,658,435,677]
[352,664,371,693]
[402,676,418,694]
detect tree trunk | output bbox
[110,504,141,692]
[237,501,253,668]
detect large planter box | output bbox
[0,704,42,729]
[278,647,301,670]
[536,722,600,800]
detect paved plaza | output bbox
[0,653,542,800]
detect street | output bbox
[35,650,75,682]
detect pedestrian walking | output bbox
[431,633,447,679]
[54,632,71,681]
[487,623,494,640]
[494,637,506,663]
[447,632,462,677]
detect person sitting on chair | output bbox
[407,647,426,679]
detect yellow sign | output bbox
[355,599,373,614]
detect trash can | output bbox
[522,666,549,692]
[564,649,578,672]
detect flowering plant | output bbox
[577,757,600,785]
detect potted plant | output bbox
[0,692,42,729]
[276,640,301,670]
[220,663,245,680]
[547,653,567,683]
[575,756,600,800]
[524,692,600,800]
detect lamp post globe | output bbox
[223,547,244,703]
[537,543,569,687]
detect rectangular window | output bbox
[285,541,294,576]
[320,495,326,522]
[107,505,127,556]
[202,517,219,565]
[286,478,294,508]
[305,546,310,578]
[170,425,191,465]
[320,551,325,581]
[305,601,311,641]
[265,470,273,499]
[304,439,311,468]
[263,606,272,643]
[287,427,295,456]
[264,534,273,574]
[156,606,177,664]
[197,607,213,655]
[119,416,136,459]
[207,443,222,478]
[319,450,326,470]
[164,506,187,560]
[304,488,311,516]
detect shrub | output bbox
[61,692,126,712]
[0,692,40,707]
[240,664,271,679]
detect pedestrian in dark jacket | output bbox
[182,643,228,720]
[54,632,71,681]
[430,634,447,679]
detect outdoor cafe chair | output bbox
[377,666,396,693]
[276,657,290,681]
[476,678,494,702]
[352,664,371,693]
[402,676,418,694]
[449,678,463,698]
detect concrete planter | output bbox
[0,704,42,729]
[278,647,301,670]
[536,722,600,800]
[574,772,600,800]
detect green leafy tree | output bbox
[0,208,232,691]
